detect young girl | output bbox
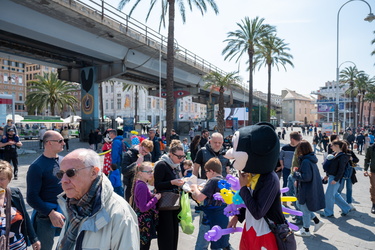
[131,162,161,250]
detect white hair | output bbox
[72,148,102,175]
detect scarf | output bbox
[59,175,103,250]
[155,154,181,178]
[247,174,260,190]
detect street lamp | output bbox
[335,0,375,133]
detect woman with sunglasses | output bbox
[0,160,41,250]
[130,162,161,250]
[154,140,185,250]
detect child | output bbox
[183,159,193,177]
[109,164,124,197]
[191,158,233,250]
[131,162,161,250]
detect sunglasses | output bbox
[172,153,186,159]
[56,166,93,179]
[141,170,153,174]
[48,139,64,144]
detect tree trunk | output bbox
[166,0,175,144]
[357,94,361,128]
[217,87,225,136]
[360,91,365,128]
[351,82,356,128]
[248,52,254,125]
[369,102,372,126]
[267,63,272,122]
[134,85,139,123]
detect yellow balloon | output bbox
[281,196,297,202]
[98,149,112,156]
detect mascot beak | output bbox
[225,148,248,171]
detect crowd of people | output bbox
[0,118,374,249]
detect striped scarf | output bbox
[59,175,103,250]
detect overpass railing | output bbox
[56,0,226,75]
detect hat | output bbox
[7,128,14,132]
[225,122,279,174]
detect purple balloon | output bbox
[226,174,241,191]
[213,193,224,202]
[288,222,299,231]
[204,225,243,242]
[282,206,303,216]
[280,187,289,194]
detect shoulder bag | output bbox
[157,190,180,211]
[264,217,296,250]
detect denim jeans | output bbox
[313,144,317,154]
[195,211,210,250]
[297,202,316,229]
[338,177,353,204]
[282,168,291,189]
[287,174,296,197]
[34,212,61,250]
[324,175,351,216]
[357,143,363,153]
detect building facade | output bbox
[281,89,317,124]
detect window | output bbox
[111,100,114,109]
[105,100,108,110]
[156,99,160,109]
[18,75,22,85]
[105,86,108,93]
[110,85,114,93]
[3,73,8,84]
[117,99,121,109]
[19,93,23,101]
[289,108,292,114]
[11,75,16,84]
[147,98,151,109]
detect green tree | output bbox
[340,66,361,128]
[254,34,293,121]
[222,16,276,125]
[355,73,375,126]
[118,0,218,143]
[364,83,375,125]
[25,72,79,116]
[203,71,241,135]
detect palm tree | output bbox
[340,66,361,128]
[222,16,276,125]
[203,71,241,135]
[118,0,218,143]
[364,84,375,125]
[254,34,293,121]
[25,72,79,116]
[355,72,374,127]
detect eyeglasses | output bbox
[48,139,64,144]
[56,166,93,179]
[141,170,153,174]
[205,170,211,173]
[172,153,186,159]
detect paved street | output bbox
[10,128,375,249]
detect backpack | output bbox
[159,140,166,151]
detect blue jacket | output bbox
[111,136,123,166]
[109,169,122,188]
[293,153,325,212]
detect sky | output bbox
[105,0,375,96]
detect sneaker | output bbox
[341,210,351,216]
[294,229,311,237]
[319,212,333,218]
[14,176,18,180]
[313,221,324,232]
[349,203,356,211]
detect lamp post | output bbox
[335,0,375,133]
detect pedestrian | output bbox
[189,128,195,141]
[182,138,189,153]
[95,128,103,152]
[88,129,96,150]
[61,126,70,152]
[55,149,139,249]
[170,129,180,140]
[191,158,234,250]
[0,160,41,250]
[321,132,330,153]
[364,133,370,153]
[38,125,47,150]
[189,135,201,163]
[147,128,161,163]
[199,129,210,148]
[1,128,22,179]
[321,140,352,217]
[312,132,320,154]
[154,140,185,250]
[108,129,123,167]
[317,130,324,152]
[3,119,17,137]
[279,131,301,200]
[0,127,4,160]
[356,132,365,155]
[122,139,153,201]
[364,142,375,214]
[282,127,286,140]
[346,130,355,150]
[226,123,293,250]
[293,140,325,237]
[130,162,161,250]
[101,136,112,175]
[109,163,124,197]
[26,130,65,250]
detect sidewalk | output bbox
[12,129,375,249]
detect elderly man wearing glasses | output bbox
[55,148,139,250]
[26,130,66,250]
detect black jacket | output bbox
[10,187,39,246]
[326,152,350,182]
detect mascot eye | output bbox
[177,91,184,96]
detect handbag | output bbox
[0,188,12,250]
[157,191,181,211]
[264,217,296,250]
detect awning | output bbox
[138,120,150,124]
